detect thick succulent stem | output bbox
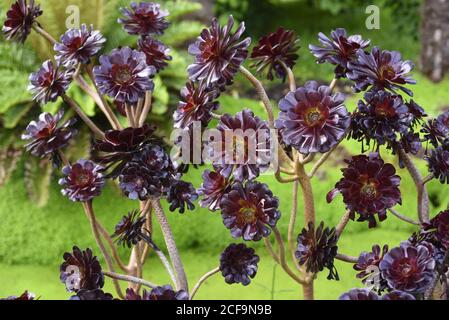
[32,25,57,44]
[297,164,316,300]
[398,148,430,223]
[335,210,351,238]
[84,201,124,298]
[138,91,152,127]
[336,253,358,263]
[239,65,275,127]
[151,199,188,291]
[190,267,220,299]
[272,227,306,285]
[62,94,105,138]
[85,66,122,130]
[96,221,129,272]
[280,61,297,92]
[103,271,158,289]
[388,208,420,226]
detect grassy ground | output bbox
[0,229,410,300]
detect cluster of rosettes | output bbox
[57,246,190,300]
[310,28,424,155]
[328,153,401,228]
[93,125,197,213]
[343,239,439,300]
[349,90,424,152]
[423,110,449,184]
[343,206,449,301]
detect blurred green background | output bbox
[1,0,448,300]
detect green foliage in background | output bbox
[0,0,203,205]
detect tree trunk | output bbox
[420,0,449,82]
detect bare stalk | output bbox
[308,146,337,178]
[103,271,158,289]
[423,174,434,185]
[297,164,316,299]
[96,222,129,272]
[336,253,358,263]
[125,103,136,128]
[329,78,337,91]
[32,25,57,44]
[275,171,299,183]
[280,61,296,92]
[397,148,430,223]
[138,91,152,126]
[239,65,275,127]
[190,267,220,300]
[62,94,105,139]
[288,153,302,272]
[58,150,70,167]
[263,238,280,263]
[135,98,144,125]
[85,66,122,130]
[335,210,352,238]
[83,201,124,298]
[388,208,420,226]
[272,227,306,285]
[151,199,188,291]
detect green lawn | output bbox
[0,229,410,300]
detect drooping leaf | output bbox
[24,156,53,207]
[0,69,32,113]
[0,147,22,187]
[3,102,34,129]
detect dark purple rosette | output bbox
[166,180,198,214]
[379,242,436,294]
[173,81,220,129]
[54,24,105,66]
[220,181,280,241]
[339,288,379,300]
[219,243,259,286]
[94,47,155,104]
[22,109,76,158]
[198,169,233,211]
[188,16,251,87]
[118,1,169,36]
[207,109,272,182]
[147,285,189,300]
[347,47,416,96]
[59,160,105,202]
[251,27,300,81]
[350,90,414,148]
[327,153,401,228]
[60,246,104,293]
[276,80,350,154]
[28,60,73,104]
[310,28,370,78]
[2,0,42,43]
[296,221,339,280]
[137,36,172,72]
[426,143,449,184]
